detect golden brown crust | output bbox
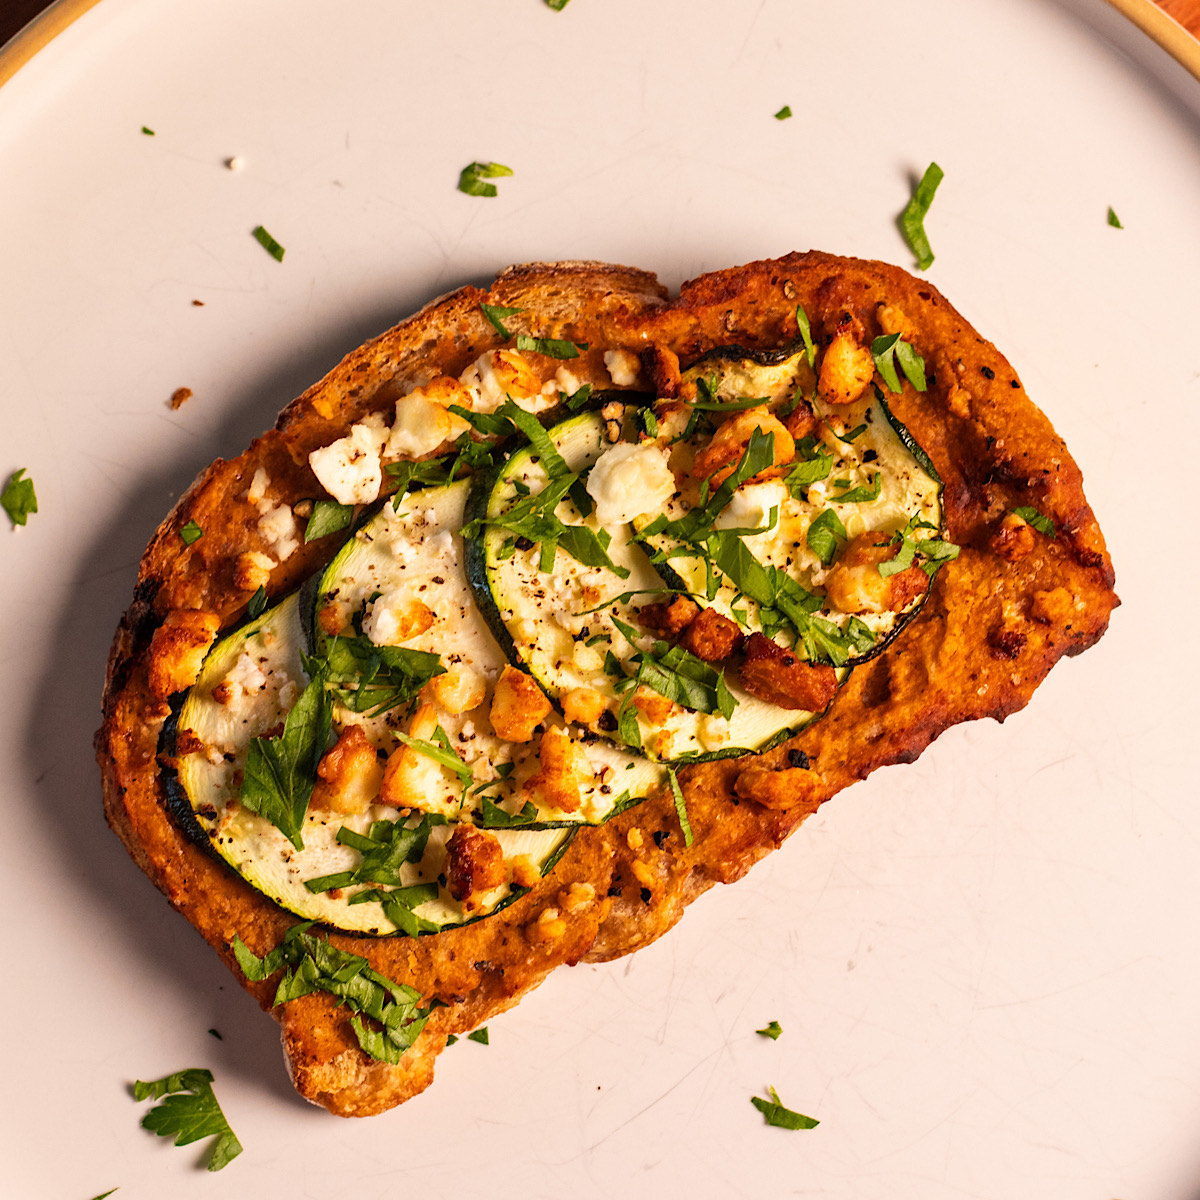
[96,252,1117,1117]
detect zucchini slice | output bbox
[312,478,665,823]
[166,591,575,935]
[635,375,946,665]
[465,410,829,761]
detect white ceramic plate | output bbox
[2,1,1199,1197]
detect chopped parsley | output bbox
[751,1086,819,1130]
[478,794,540,828]
[467,1027,490,1045]
[1107,206,1123,229]
[233,924,432,1063]
[545,0,570,8]
[251,224,285,262]
[806,507,847,565]
[515,333,585,359]
[179,519,204,545]
[91,1191,119,1199]
[132,1068,242,1171]
[829,473,881,504]
[303,815,444,895]
[774,105,793,120]
[393,724,473,796]
[783,439,833,497]
[141,126,154,136]
[1012,505,1056,537]
[794,304,817,369]
[318,635,446,717]
[1,468,37,526]
[667,766,694,847]
[457,161,513,197]
[481,302,522,338]
[247,586,268,619]
[871,332,927,394]
[756,1020,783,1040]
[898,161,943,271]
[239,669,332,849]
[611,616,737,720]
[305,499,354,542]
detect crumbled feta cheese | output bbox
[586,441,676,526]
[554,365,583,395]
[603,349,640,388]
[246,467,271,506]
[308,421,386,505]
[460,352,506,413]
[362,588,415,646]
[385,393,468,459]
[698,713,730,750]
[222,649,268,700]
[257,501,299,562]
[715,480,787,535]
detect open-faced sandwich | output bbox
[96,253,1117,1116]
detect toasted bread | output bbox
[96,253,1116,1116]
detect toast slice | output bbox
[96,253,1117,1116]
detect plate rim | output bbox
[1,0,1199,91]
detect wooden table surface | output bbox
[1,0,1199,53]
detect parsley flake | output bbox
[458,161,513,197]
[1,468,37,527]
[545,0,570,8]
[756,1020,783,1040]
[141,126,154,136]
[132,1069,242,1171]
[871,332,927,393]
[806,508,847,565]
[751,1086,818,1130]
[179,519,203,545]
[467,1027,490,1045]
[247,586,268,620]
[91,1191,119,1199]
[239,669,332,849]
[515,333,584,359]
[446,1034,459,1046]
[898,161,943,271]
[305,499,354,542]
[251,224,285,262]
[1107,206,1123,229]
[481,302,522,339]
[774,105,793,120]
[794,304,817,369]
[667,766,694,847]
[1013,505,1056,537]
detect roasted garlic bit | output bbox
[678,607,744,662]
[311,725,383,815]
[428,663,486,715]
[510,854,542,889]
[784,396,820,441]
[824,532,928,616]
[233,550,275,592]
[1030,586,1075,626]
[818,313,874,406]
[490,665,551,742]
[738,633,838,711]
[631,686,675,727]
[559,882,596,914]
[362,592,435,646]
[561,685,608,726]
[147,609,221,700]
[989,512,1038,562]
[734,762,824,810]
[445,824,506,906]
[639,594,700,638]
[529,905,567,943]
[317,601,348,637]
[379,703,441,809]
[523,726,591,813]
[692,409,795,485]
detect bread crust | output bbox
[96,252,1117,1116]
